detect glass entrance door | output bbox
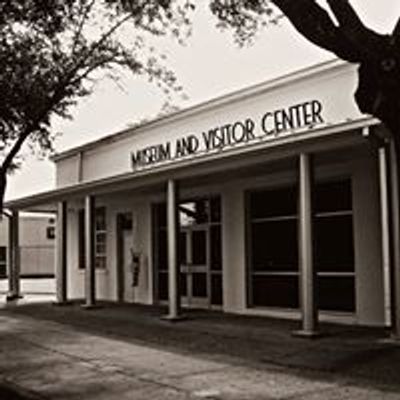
[180,226,210,307]
[153,196,222,309]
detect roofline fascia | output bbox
[52,58,350,162]
[6,115,379,211]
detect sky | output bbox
[5,0,400,200]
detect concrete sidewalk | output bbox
[0,302,399,399]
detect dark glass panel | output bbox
[78,209,85,269]
[154,203,167,228]
[317,276,355,312]
[0,265,6,278]
[157,229,167,271]
[315,180,352,213]
[158,272,168,300]
[0,247,6,261]
[252,275,299,308]
[251,220,298,272]
[210,225,222,271]
[121,213,133,230]
[249,187,297,219]
[179,272,187,296]
[211,273,223,305]
[95,207,106,231]
[96,243,106,254]
[192,230,207,265]
[179,232,187,264]
[210,197,222,222]
[95,257,106,269]
[315,215,354,273]
[192,272,207,297]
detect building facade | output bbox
[6,60,398,333]
[0,215,55,279]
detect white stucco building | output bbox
[0,214,55,279]
[5,59,399,335]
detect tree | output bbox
[0,0,194,212]
[210,0,400,136]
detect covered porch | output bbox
[4,117,400,338]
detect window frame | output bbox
[78,206,107,270]
[246,178,355,312]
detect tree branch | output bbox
[71,0,96,56]
[272,0,361,62]
[392,17,400,48]
[326,0,386,61]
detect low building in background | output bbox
[0,214,55,279]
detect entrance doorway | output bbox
[154,197,222,308]
[116,213,133,302]
[180,224,210,307]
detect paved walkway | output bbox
[0,301,399,399]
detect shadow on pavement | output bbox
[2,301,400,394]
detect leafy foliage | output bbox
[0,0,195,209]
[210,0,279,45]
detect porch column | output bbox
[6,211,21,301]
[378,146,392,327]
[294,153,319,337]
[83,195,96,308]
[389,141,400,338]
[55,201,69,305]
[163,179,182,320]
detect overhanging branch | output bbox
[326,0,387,61]
[271,0,361,62]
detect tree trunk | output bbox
[0,170,6,215]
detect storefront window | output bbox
[248,179,355,312]
[314,180,355,311]
[248,187,299,308]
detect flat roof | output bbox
[52,58,350,162]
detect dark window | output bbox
[315,214,354,273]
[211,273,223,305]
[248,187,299,309]
[317,276,355,312]
[248,180,355,312]
[192,230,207,265]
[315,180,352,213]
[192,273,207,297]
[95,208,107,269]
[210,225,222,271]
[252,275,299,308]
[210,197,222,223]
[158,272,168,301]
[249,187,297,219]
[78,209,85,269]
[251,219,298,272]
[0,247,6,278]
[46,226,55,240]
